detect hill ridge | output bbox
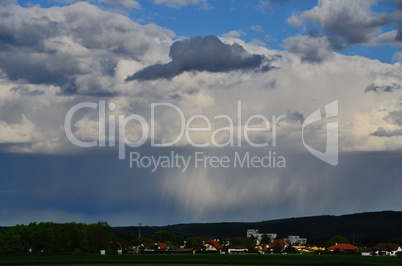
[113,210,402,243]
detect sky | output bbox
[0,0,402,227]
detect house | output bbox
[156,242,168,251]
[284,235,307,245]
[264,239,289,252]
[390,247,402,256]
[360,247,373,256]
[201,236,220,244]
[205,239,223,252]
[137,243,155,253]
[184,236,220,247]
[327,243,358,252]
[227,246,248,254]
[374,243,401,256]
[296,246,315,253]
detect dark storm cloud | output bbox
[11,86,45,96]
[126,35,269,81]
[319,2,390,47]
[286,110,304,123]
[365,83,401,93]
[1,148,402,226]
[392,0,402,42]
[396,28,402,41]
[323,14,391,47]
[370,127,402,137]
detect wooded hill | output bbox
[113,211,402,244]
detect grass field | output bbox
[0,254,402,265]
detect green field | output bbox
[0,254,401,265]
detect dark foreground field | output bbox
[0,254,402,266]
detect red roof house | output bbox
[264,239,289,251]
[375,243,400,251]
[156,242,168,250]
[327,243,358,251]
[205,239,223,251]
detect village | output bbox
[126,228,402,257]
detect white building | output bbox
[284,235,307,245]
[246,229,277,245]
[247,229,262,240]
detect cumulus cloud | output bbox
[384,110,402,126]
[222,30,246,38]
[0,2,173,95]
[286,0,398,56]
[126,35,270,81]
[298,0,390,47]
[154,0,207,8]
[259,0,290,11]
[370,127,402,137]
[0,0,16,5]
[365,83,402,93]
[1,0,402,226]
[0,115,41,144]
[284,34,333,63]
[99,0,140,11]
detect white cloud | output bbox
[286,14,302,27]
[99,0,140,10]
[0,115,41,144]
[154,0,205,8]
[250,25,264,33]
[0,2,401,158]
[221,30,246,38]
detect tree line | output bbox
[0,222,186,255]
[0,222,114,254]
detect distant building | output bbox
[228,246,248,254]
[284,235,307,245]
[360,247,373,256]
[246,229,277,245]
[246,229,262,239]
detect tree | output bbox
[150,231,176,244]
[284,245,299,254]
[260,233,271,246]
[188,237,203,250]
[274,240,283,253]
[116,231,133,249]
[230,237,254,247]
[327,236,349,247]
[385,245,394,252]
[1,227,23,254]
[86,222,114,252]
